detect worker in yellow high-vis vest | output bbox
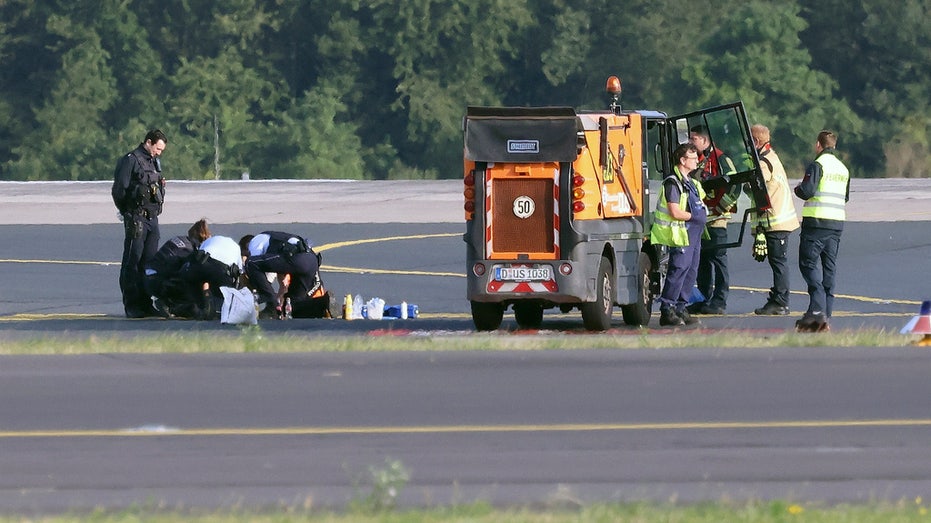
[650,143,709,327]
[793,130,850,332]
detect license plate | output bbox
[494,265,553,282]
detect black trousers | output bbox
[180,257,239,304]
[119,213,159,316]
[245,250,319,307]
[764,230,792,307]
[696,226,729,309]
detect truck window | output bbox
[669,104,758,179]
[645,118,666,181]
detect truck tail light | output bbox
[464,170,477,219]
[572,175,585,214]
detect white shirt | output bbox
[247,233,271,257]
[199,236,243,269]
[247,233,310,256]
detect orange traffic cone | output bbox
[901,300,931,346]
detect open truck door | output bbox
[667,102,771,248]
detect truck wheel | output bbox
[471,301,504,331]
[513,302,544,329]
[581,256,613,331]
[621,252,653,326]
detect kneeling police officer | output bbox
[239,231,320,318]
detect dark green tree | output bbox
[5,14,116,180]
[264,79,366,179]
[802,0,930,177]
[363,0,534,178]
[166,49,286,179]
[681,1,863,174]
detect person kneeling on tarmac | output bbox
[178,234,244,320]
[144,218,211,318]
[239,231,330,319]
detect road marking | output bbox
[2,418,931,438]
[0,259,118,266]
[322,265,464,278]
[732,286,922,306]
[0,313,109,322]
[315,233,460,252]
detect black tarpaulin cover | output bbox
[464,106,580,163]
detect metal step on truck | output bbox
[462,76,770,331]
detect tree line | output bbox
[0,0,927,182]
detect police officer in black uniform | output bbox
[111,129,168,318]
[239,231,320,317]
[144,218,211,318]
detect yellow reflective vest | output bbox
[802,153,849,222]
[651,167,706,247]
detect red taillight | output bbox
[572,201,585,213]
[464,170,477,217]
[572,175,585,187]
[559,263,572,275]
[472,263,486,276]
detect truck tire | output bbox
[621,252,653,326]
[581,256,613,331]
[513,302,544,329]
[471,301,504,331]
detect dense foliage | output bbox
[0,0,927,181]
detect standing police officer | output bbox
[111,129,168,318]
[794,130,849,332]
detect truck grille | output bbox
[490,178,555,255]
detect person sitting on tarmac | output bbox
[144,218,211,318]
[178,234,244,320]
[239,231,321,318]
[274,271,335,319]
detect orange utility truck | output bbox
[462,76,769,331]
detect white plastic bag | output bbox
[366,297,385,320]
[220,286,258,325]
[351,294,365,319]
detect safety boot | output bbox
[795,314,828,333]
[677,308,701,325]
[755,301,789,315]
[659,308,685,327]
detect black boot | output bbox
[660,308,685,327]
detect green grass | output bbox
[3,499,930,522]
[0,326,914,355]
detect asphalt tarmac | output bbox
[2,179,931,513]
[0,178,929,335]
